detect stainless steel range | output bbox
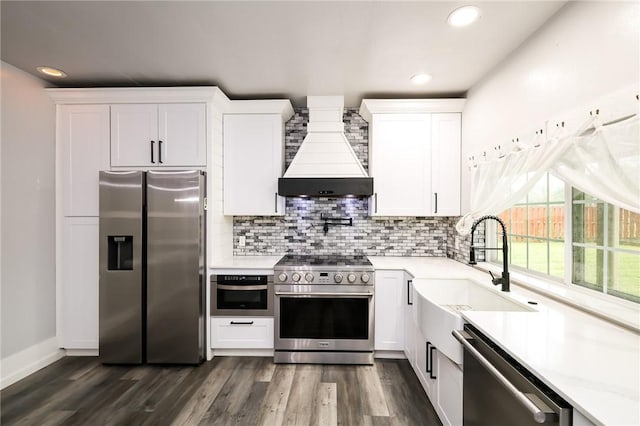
[273,254,374,365]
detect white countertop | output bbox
[209,255,282,275]
[371,256,640,426]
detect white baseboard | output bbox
[374,350,407,359]
[0,337,65,389]
[65,349,98,356]
[212,348,274,357]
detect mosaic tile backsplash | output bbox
[233,108,471,261]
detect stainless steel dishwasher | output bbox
[453,325,572,426]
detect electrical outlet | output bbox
[238,236,246,247]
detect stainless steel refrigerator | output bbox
[99,170,206,364]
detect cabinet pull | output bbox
[407,280,413,305]
[434,192,438,214]
[426,342,431,373]
[429,345,437,379]
[158,140,163,164]
[229,321,254,325]
[274,192,278,213]
[374,192,378,214]
[150,141,155,164]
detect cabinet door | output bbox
[211,317,274,349]
[61,217,99,349]
[404,277,416,363]
[374,270,405,351]
[158,103,206,166]
[60,105,110,216]
[110,104,158,167]
[435,350,463,426]
[370,114,432,216]
[223,114,285,216]
[431,113,461,216]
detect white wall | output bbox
[461,1,640,213]
[1,61,57,358]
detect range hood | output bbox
[278,96,373,197]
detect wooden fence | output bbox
[502,206,640,245]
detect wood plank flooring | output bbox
[1,356,442,426]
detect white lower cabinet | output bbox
[61,217,99,349]
[211,317,274,349]
[434,350,463,426]
[405,280,462,426]
[374,270,406,351]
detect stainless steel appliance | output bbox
[453,325,572,426]
[211,274,274,316]
[99,170,206,365]
[273,254,374,364]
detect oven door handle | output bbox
[217,284,268,291]
[275,291,373,297]
[452,330,558,424]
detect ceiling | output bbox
[1,1,567,107]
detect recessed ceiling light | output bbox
[410,73,432,85]
[37,66,67,78]
[447,5,481,27]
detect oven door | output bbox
[274,284,374,351]
[212,275,273,316]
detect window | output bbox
[572,190,640,302]
[497,173,566,279]
[495,174,640,303]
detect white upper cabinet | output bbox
[223,100,293,216]
[359,99,465,217]
[111,103,206,167]
[431,113,462,216]
[368,113,432,216]
[59,104,111,216]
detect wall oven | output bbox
[273,255,374,365]
[453,325,572,426]
[211,274,273,316]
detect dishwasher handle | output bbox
[452,330,558,424]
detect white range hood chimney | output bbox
[278,96,373,197]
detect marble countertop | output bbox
[371,256,640,426]
[209,255,283,275]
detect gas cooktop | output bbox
[275,254,373,268]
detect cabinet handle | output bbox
[429,345,437,379]
[434,193,438,214]
[374,192,378,214]
[150,141,155,164]
[158,140,163,164]
[407,280,413,305]
[274,192,278,213]
[229,321,254,325]
[426,342,431,373]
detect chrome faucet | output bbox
[469,215,510,292]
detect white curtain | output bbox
[456,114,640,235]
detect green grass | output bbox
[506,241,639,302]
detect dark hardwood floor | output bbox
[1,356,442,425]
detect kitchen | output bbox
[1,1,639,425]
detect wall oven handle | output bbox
[452,330,558,424]
[275,291,373,297]
[230,321,254,325]
[217,284,268,291]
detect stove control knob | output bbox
[305,272,314,282]
[347,273,357,283]
[334,273,343,283]
[292,272,301,282]
[278,273,288,282]
[361,273,370,283]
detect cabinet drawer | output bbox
[211,317,274,349]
